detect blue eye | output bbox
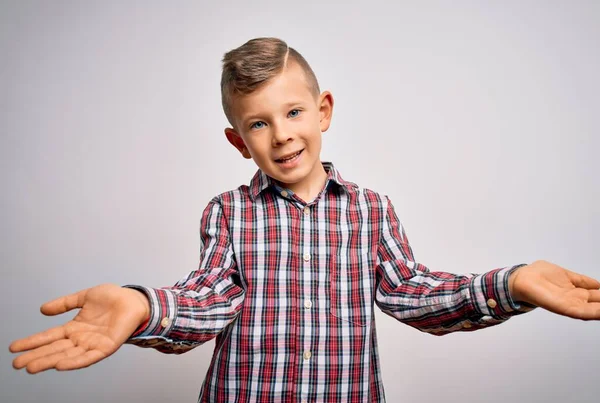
[250,121,266,130]
[288,109,300,118]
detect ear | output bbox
[318,91,334,132]
[224,128,252,159]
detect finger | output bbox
[56,349,108,371]
[40,288,89,316]
[9,325,67,353]
[587,289,600,303]
[565,270,600,290]
[26,346,86,374]
[564,302,600,321]
[12,338,73,369]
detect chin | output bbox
[273,170,307,185]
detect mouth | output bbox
[275,149,304,163]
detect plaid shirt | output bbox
[126,162,533,402]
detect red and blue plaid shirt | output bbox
[126,162,533,402]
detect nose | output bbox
[271,122,293,146]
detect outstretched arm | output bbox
[10,197,246,372]
[375,197,598,335]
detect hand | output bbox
[9,283,150,373]
[508,260,600,320]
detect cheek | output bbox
[307,122,323,143]
[245,139,271,160]
[298,118,321,137]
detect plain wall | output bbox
[1,1,599,402]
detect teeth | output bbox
[278,151,301,162]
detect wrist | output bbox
[125,287,151,325]
[508,265,526,303]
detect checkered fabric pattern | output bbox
[126,162,533,402]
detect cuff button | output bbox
[486,298,498,309]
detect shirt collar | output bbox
[248,161,357,200]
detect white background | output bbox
[1,1,599,402]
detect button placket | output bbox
[298,199,313,401]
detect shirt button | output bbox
[487,298,497,309]
[302,400,307,403]
[304,300,312,309]
[303,351,312,360]
[280,190,288,197]
[303,253,311,262]
[462,321,472,329]
[160,317,171,327]
[303,206,310,216]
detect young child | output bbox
[9,37,600,403]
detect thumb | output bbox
[40,288,89,316]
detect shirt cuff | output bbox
[469,264,536,319]
[122,285,178,338]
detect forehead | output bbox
[231,63,316,122]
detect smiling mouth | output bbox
[275,149,304,163]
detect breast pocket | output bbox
[329,249,375,327]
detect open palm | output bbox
[9,283,149,373]
[510,260,600,320]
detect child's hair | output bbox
[220,37,321,126]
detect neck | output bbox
[280,162,328,202]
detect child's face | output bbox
[225,62,333,192]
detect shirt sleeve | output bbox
[375,196,535,336]
[123,197,246,353]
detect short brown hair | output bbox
[221,37,321,126]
